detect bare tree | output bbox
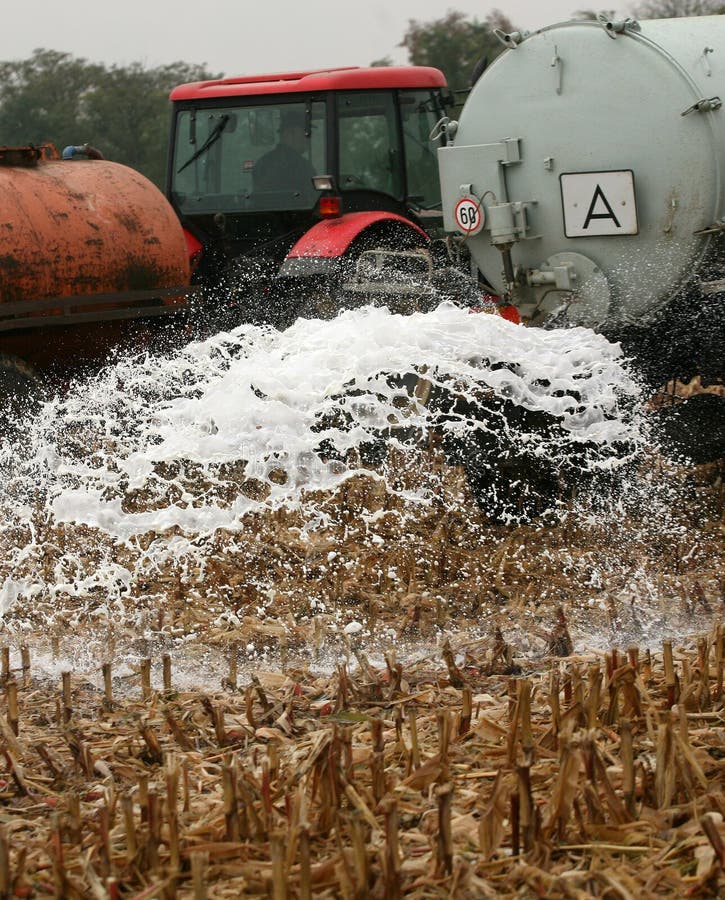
[630,0,725,17]
[571,9,617,18]
[485,8,517,32]
[400,10,520,90]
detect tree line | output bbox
[0,1,721,188]
[0,51,217,187]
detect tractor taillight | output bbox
[319,195,342,218]
[183,228,203,273]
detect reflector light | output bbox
[313,174,335,192]
[319,195,342,217]
[183,228,204,273]
[498,305,521,324]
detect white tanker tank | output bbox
[438,14,725,388]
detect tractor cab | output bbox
[167,67,451,320]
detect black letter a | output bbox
[583,184,621,229]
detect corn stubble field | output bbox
[0,439,723,899]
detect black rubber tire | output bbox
[429,378,633,523]
[609,285,725,390]
[0,353,43,428]
[653,393,725,465]
[439,399,566,522]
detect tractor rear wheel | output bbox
[335,223,436,315]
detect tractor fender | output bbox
[280,211,428,276]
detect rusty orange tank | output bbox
[0,145,191,375]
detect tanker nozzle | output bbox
[429,117,458,142]
[496,243,517,297]
[61,144,105,161]
[528,264,577,291]
[493,29,524,49]
[597,15,641,38]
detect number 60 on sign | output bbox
[454,197,485,235]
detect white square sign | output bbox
[560,170,638,237]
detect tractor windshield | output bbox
[170,101,326,213]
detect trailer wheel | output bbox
[430,384,632,523]
[437,401,565,522]
[653,393,725,464]
[460,442,565,522]
[0,353,43,426]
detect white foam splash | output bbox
[2,304,641,538]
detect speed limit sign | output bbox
[453,197,484,236]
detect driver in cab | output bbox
[253,109,316,195]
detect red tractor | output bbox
[165,67,587,523]
[166,66,480,328]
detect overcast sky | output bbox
[2,1,627,76]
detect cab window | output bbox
[400,90,443,209]
[336,92,403,198]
